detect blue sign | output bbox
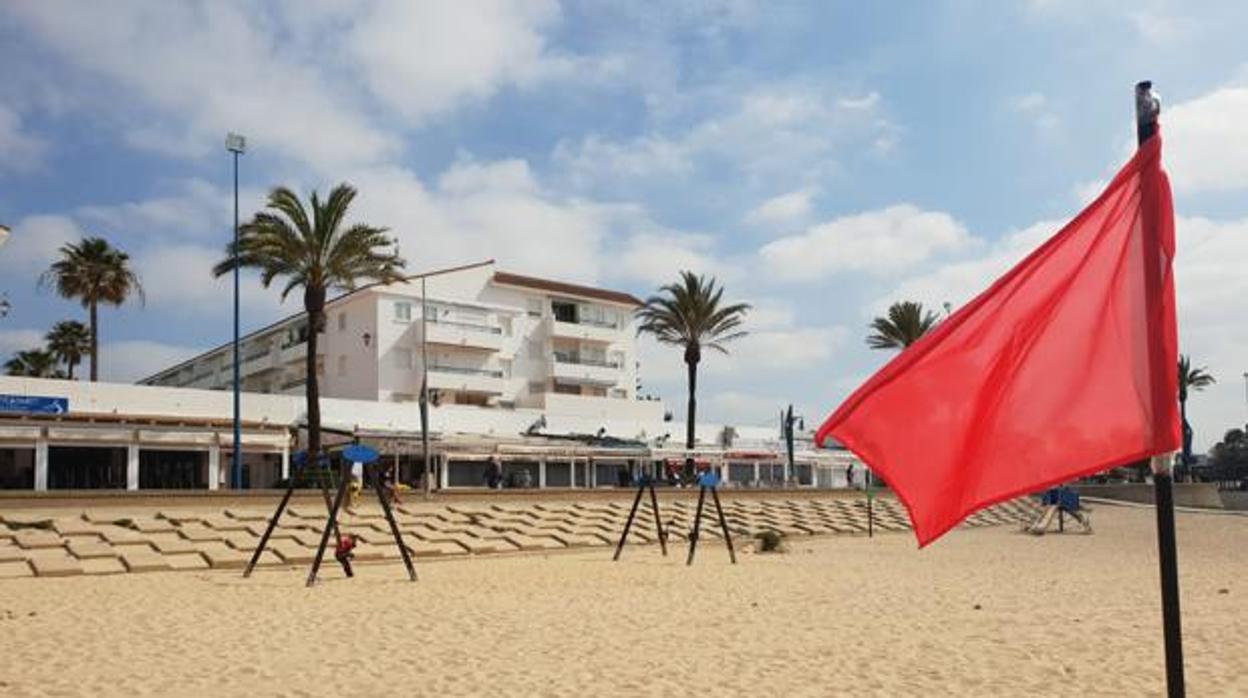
[0,395,68,415]
[698,471,721,488]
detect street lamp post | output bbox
[1242,372,1247,422]
[0,225,9,319]
[226,133,246,490]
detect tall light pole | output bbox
[421,275,431,498]
[1242,372,1247,423]
[226,133,246,489]
[0,225,10,319]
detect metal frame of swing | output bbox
[243,445,417,586]
[613,473,737,566]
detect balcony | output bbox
[280,340,307,365]
[549,353,621,386]
[546,316,621,344]
[427,365,505,395]
[421,318,504,351]
[242,347,278,375]
[279,376,307,392]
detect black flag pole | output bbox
[1136,79,1185,698]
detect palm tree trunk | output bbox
[1179,396,1190,477]
[305,285,326,458]
[67,360,75,381]
[685,357,698,481]
[89,299,99,382]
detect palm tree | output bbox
[45,320,91,380]
[1178,355,1215,470]
[4,349,65,378]
[40,237,144,381]
[637,271,749,479]
[212,184,404,459]
[867,300,939,350]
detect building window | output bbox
[553,382,580,395]
[552,300,577,323]
[528,381,546,395]
[393,348,412,369]
[337,313,347,332]
[337,355,347,377]
[394,302,412,323]
[609,388,627,399]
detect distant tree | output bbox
[40,237,144,381]
[637,271,749,479]
[46,320,91,380]
[1208,426,1248,485]
[867,301,939,350]
[213,184,405,459]
[4,349,65,378]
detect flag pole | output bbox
[1136,79,1185,698]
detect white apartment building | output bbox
[0,262,857,493]
[140,261,650,413]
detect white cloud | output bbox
[3,330,206,384]
[1010,92,1061,134]
[741,298,797,331]
[0,106,46,172]
[0,328,47,360]
[76,178,257,241]
[837,92,880,111]
[345,159,612,285]
[759,204,976,282]
[1165,84,1248,193]
[132,243,292,321]
[553,85,898,189]
[339,1,576,122]
[744,189,816,231]
[702,326,849,376]
[874,211,1248,450]
[610,231,734,287]
[0,215,84,279]
[1127,11,1198,45]
[876,219,1058,313]
[4,1,395,172]
[100,340,203,383]
[552,134,693,188]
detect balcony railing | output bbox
[554,315,619,330]
[430,365,504,378]
[553,353,620,369]
[280,377,307,391]
[243,347,271,362]
[428,317,501,334]
[577,317,619,329]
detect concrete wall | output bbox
[1074,483,1226,509]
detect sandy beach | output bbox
[0,503,1244,697]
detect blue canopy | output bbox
[342,444,380,465]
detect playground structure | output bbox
[245,442,417,586]
[1025,487,1092,535]
[614,469,737,566]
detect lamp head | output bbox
[225,132,247,154]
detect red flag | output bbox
[816,132,1180,547]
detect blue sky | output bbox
[2,1,1247,449]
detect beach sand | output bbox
[0,504,1244,697]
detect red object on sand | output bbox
[816,133,1180,547]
